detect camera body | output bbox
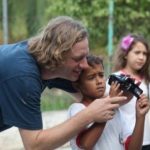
[108,74,143,99]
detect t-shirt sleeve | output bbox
[68,103,94,149]
[1,76,43,130]
[67,103,93,129]
[119,111,133,144]
[67,103,86,118]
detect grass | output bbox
[41,88,75,111]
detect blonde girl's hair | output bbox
[28,16,88,70]
[112,34,150,82]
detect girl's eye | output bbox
[143,52,147,56]
[134,51,140,54]
[99,73,104,78]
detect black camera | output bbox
[108,74,143,99]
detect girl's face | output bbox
[125,42,147,72]
[78,64,106,99]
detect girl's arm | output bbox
[125,116,145,150]
[125,95,150,150]
[76,122,106,150]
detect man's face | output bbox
[61,38,89,81]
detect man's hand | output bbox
[86,96,127,122]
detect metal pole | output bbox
[107,0,114,75]
[2,0,9,44]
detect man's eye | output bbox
[72,57,83,62]
[88,76,94,80]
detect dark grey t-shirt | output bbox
[0,41,76,131]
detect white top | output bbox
[106,71,150,146]
[67,102,129,150]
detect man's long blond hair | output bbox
[28,16,88,70]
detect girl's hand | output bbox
[109,81,123,97]
[136,94,150,117]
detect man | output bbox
[0,16,127,150]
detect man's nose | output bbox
[79,57,89,69]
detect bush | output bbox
[41,88,75,111]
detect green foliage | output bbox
[114,0,150,46]
[45,0,109,52]
[1,0,150,59]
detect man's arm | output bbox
[19,108,92,150]
[19,96,127,150]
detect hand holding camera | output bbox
[109,81,123,97]
[108,74,143,99]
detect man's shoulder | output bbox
[0,41,40,81]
